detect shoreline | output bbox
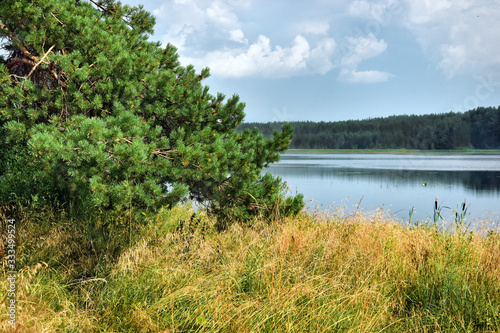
[288,148,500,155]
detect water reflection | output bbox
[270,165,500,195]
[278,153,500,171]
[266,153,500,227]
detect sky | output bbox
[121,0,500,122]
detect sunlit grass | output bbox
[1,204,500,332]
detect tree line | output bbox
[238,106,500,150]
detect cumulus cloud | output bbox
[338,33,392,83]
[438,44,467,78]
[341,34,387,67]
[152,0,207,50]
[132,0,500,82]
[310,38,337,74]
[405,0,453,24]
[206,1,239,27]
[403,0,500,77]
[346,0,500,78]
[229,29,248,44]
[145,0,341,78]
[183,34,336,78]
[152,0,242,51]
[347,0,403,25]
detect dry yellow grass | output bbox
[1,204,500,332]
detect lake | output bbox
[265,153,500,229]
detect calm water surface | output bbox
[266,153,500,228]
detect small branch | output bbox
[140,79,150,89]
[88,0,134,28]
[9,74,25,80]
[88,0,109,13]
[6,58,36,69]
[105,149,124,164]
[153,148,176,160]
[50,12,66,27]
[25,44,55,80]
[48,65,67,88]
[110,137,178,160]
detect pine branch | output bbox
[114,137,177,160]
[6,58,36,69]
[0,21,66,88]
[87,0,135,29]
[25,44,55,80]
[0,21,38,62]
[50,12,66,27]
[87,0,109,14]
[153,149,175,160]
[48,62,67,88]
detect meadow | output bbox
[1,204,500,332]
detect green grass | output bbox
[1,204,500,332]
[289,148,500,155]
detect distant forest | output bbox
[238,106,500,150]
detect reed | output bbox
[1,204,500,332]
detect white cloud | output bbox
[152,0,243,51]
[182,35,336,78]
[405,0,453,24]
[206,1,239,27]
[347,0,500,78]
[438,44,466,78]
[296,21,330,35]
[347,0,402,25]
[130,0,500,82]
[403,0,500,77]
[339,69,393,84]
[347,0,372,17]
[338,33,392,83]
[229,29,248,44]
[310,38,337,74]
[341,33,387,68]
[152,0,208,50]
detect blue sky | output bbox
[122,0,500,122]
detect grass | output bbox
[1,204,500,332]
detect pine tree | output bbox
[0,0,303,225]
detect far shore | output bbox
[288,148,500,155]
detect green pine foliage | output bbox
[0,0,303,225]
